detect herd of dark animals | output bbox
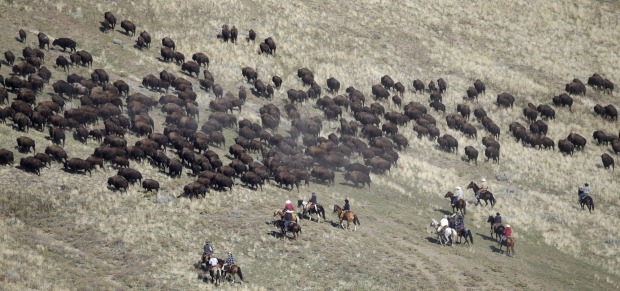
[0,8,614,262]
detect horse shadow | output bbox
[489,245,505,253]
[476,232,497,242]
[98,23,109,33]
[425,236,440,244]
[434,208,452,216]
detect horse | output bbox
[444,191,466,215]
[223,264,244,284]
[275,219,302,240]
[579,196,594,213]
[499,237,515,256]
[273,209,299,224]
[430,219,457,246]
[208,264,222,286]
[487,215,505,241]
[333,205,360,231]
[466,181,496,208]
[299,200,326,223]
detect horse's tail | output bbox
[590,198,594,211]
[320,208,326,220]
[354,215,360,225]
[237,267,244,281]
[490,194,496,206]
[468,230,474,245]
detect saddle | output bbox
[438,225,448,233]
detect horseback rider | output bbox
[203,240,214,260]
[579,183,590,202]
[492,212,502,233]
[476,178,488,199]
[308,192,318,213]
[283,199,295,214]
[208,256,219,269]
[500,224,512,245]
[340,198,351,220]
[439,214,449,232]
[453,186,463,206]
[223,252,235,272]
[283,210,294,230]
[453,212,463,227]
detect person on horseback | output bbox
[223,252,235,272]
[476,178,488,199]
[283,210,294,230]
[439,214,449,232]
[579,183,590,202]
[492,212,502,233]
[341,198,351,219]
[451,212,465,238]
[500,224,512,245]
[203,240,214,262]
[452,186,463,206]
[208,256,219,268]
[283,199,295,214]
[308,192,318,213]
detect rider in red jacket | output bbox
[283,200,294,213]
[501,225,512,244]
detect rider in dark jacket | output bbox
[309,192,318,212]
[343,199,350,212]
[492,212,502,233]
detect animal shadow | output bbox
[476,232,497,242]
[434,208,452,216]
[116,29,131,36]
[426,236,440,244]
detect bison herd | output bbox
[0,12,617,206]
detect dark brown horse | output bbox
[275,219,302,240]
[579,196,594,213]
[499,237,515,256]
[444,191,466,215]
[223,264,244,284]
[467,182,496,207]
[487,215,505,241]
[333,205,360,231]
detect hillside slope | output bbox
[0,0,619,290]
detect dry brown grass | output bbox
[0,0,619,289]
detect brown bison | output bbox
[121,20,136,37]
[117,168,142,184]
[601,153,614,170]
[558,139,574,156]
[485,147,499,163]
[0,148,14,166]
[20,156,45,175]
[311,166,335,186]
[52,38,77,52]
[17,136,35,153]
[344,171,371,188]
[64,158,92,176]
[108,175,129,191]
[464,146,478,165]
[496,92,515,108]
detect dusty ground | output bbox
[0,0,619,290]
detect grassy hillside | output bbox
[0,0,619,289]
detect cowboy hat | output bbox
[286,200,291,204]
[456,186,461,190]
[481,178,486,182]
[506,224,510,228]
[496,212,500,216]
[443,215,448,219]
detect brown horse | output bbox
[273,209,299,224]
[499,237,515,256]
[333,205,360,231]
[275,219,302,240]
[466,182,496,207]
[223,264,244,284]
[444,191,466,215]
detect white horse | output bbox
[430,219,457,246]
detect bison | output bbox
[52,38,77,52]
[344,171,371,188]
[16,136,35,153]
[108,175,129,191]
[121,20,136,37]
[601,153,614,170]
[20,156,44,175]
